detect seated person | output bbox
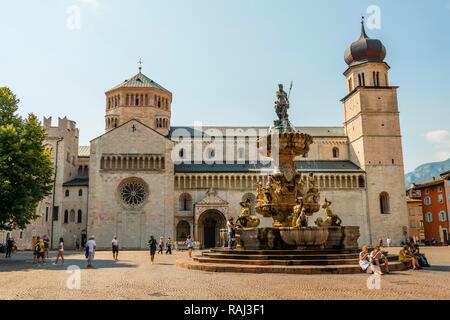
[399,246,421,270]
[370,246,390,275]
[359,245,376,274]
[411,245,430,268]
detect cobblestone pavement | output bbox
[0,247,449,300]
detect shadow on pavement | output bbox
[0,252,138,272]
[425,265,450,273]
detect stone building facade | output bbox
[3,22,409,250]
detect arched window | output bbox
[179,193,192,211]
[379,192,390,214]
[439,211,447,222]
[176,220,191,241]
[77,210,82,223]
[179,148,185,159]
[425,212,433,223]
[424,196,432,206]
[78,189,83,197]
[65,190,70,197]
[332,147,339,158]
[78,166,83,176]
[64,210,69,224]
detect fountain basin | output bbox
[279,227,329,247]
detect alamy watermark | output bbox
[66,265,81,290]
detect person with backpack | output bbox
[53,238,65,265]
[35,237,46,264]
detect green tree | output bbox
[0,87,53,230]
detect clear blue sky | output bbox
[1,0,450,172]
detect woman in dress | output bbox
[359,245,376,274]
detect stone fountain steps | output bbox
[194,255,399,266]
[209,248,359,255]
[202,252,360,261]
[176,259,409,275]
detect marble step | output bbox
[210,248,360,255]
[202,252,360,260]
[176,259,409,274]
[194,255,399,266]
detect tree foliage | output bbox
[0,87,53,230]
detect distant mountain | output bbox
[405,158,450,188]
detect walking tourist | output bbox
[86,236,96,268]
[147,235,157,264]
[227,217,236,249]
[158,236,164,254]
[53,238,65,265]
[43,235,50,259]
[166,237,172,254]
[399,246,420,270]
[386,237,392,247]
[359,245,376,274]
[185,235,194,258]
[370,246,390,275]
[5,236,13,258]
[112,236,119,261]
[35,236,46,264]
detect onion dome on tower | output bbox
[344,17,386,66]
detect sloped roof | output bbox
[108,72,170,93]
[78,146,90,157]
[63,178,89,187]
[170,126,346,138]
[174,161,362,173]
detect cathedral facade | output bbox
[3,23,409,250]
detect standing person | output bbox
[158,236,164,255]
[111,236,119,261]
[386,237,392,248]
[32,237,38,264]
[53,238,65,265]
[185,235,194,258]
[43,235,50,260]
[5,236,13,258]
[75,239,80,251]
[86,236,96,268]
[166,237,172,255]
[227,217,236,250]
[147,235,157,264]
[35,237,46,264]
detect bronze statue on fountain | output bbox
[235,84,360,251]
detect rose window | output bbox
[120,180,147,207]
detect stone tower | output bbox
[104,68,172,136]
[341,20,408,245]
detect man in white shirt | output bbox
[112,236,119,261]
[86,236,96,268]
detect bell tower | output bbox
[341,18,408,246]
[104,64,172,136]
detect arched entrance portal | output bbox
[197,210,226,249]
